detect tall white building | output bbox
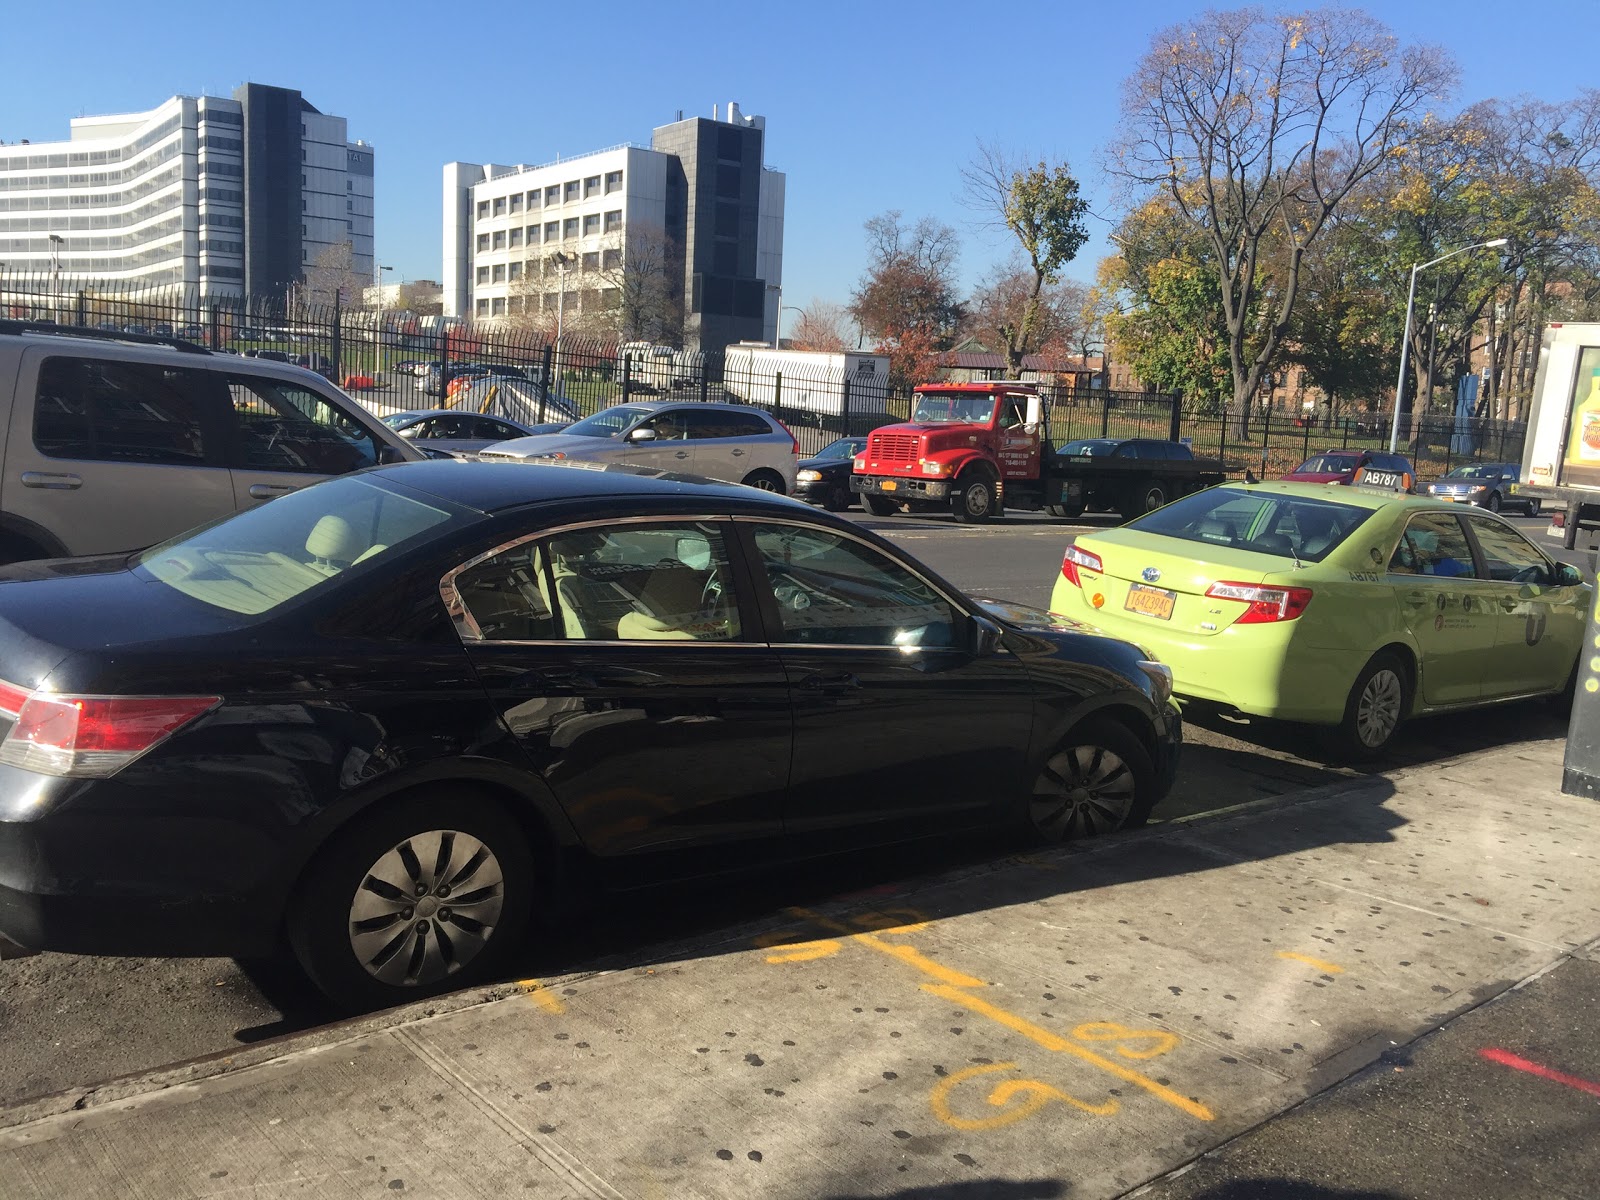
[443,102,784,350]
[0,83,373,298]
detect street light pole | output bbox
[551,252,572,382]
[48,234,64,324]
[375,263,393,376]
[1388,238,1509,453]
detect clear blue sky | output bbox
[4,0,1596,314]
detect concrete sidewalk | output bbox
[3,736,1597,1199]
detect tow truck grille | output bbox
[869,432,918,464]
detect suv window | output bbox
[639,410,690,440]
[686,409,772,439]
[1389,512,1476,577]
[227,375,381,474]
[750,524,958,647]
[34,357,215,466]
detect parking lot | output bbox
[0,508,1576,1113]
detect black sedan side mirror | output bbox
[969,614,1005,658]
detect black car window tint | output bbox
[645,412,689,440]
[1389,512,1477,578]
[453,541,563,641]
[749,524,957,648]
[1465,517,1552,584]
[226,376,380,475]
[682,410,734,440]
[524,523,742,642]
[729,413,774,438]
[34,357,215,466]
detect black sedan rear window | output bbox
[1130,489,1374,563]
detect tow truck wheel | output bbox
[861,494,899,517]
[1047,501,1086,520]
[951,470,999,524]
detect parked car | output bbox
[393,359,432,378]
[423,362,495,397]
[1049,481,1587,756]
[292,351,336,381]
[479,401,799,493]
[1425,463,1539,515]
[0,321,425,565]
[380,409,556,458]
[1282,449,1416,491]
[121,324,150,336]
[152,323,173,337]
[176,324,206,341]
[243,348,291,363]
[0,460,1180,1007]
[236,328,265,342]
[448,377,578,432]
[794,437,868,511]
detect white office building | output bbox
[0,83,373,298]
[443,103,785,350]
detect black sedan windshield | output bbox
[814,438,866,461]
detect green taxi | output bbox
[1048,481,1589,756]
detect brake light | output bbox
[778,421,799,456]
[1205,582,1314,624]
[0,684,219,777]
[1060,544,1103,588]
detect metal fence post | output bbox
[1301,417,1311,460]
[1100,392,1111,437]
[437,330,449,400]
[1342,418,1351,449]
[540,344,555,406]
[1168,393,1181,443]
[620,354,632,403]
[1218,411,1228,470]
[75,292,86,327]
[1260,409,1271,473]
[774,371,783,413]
[841,376,852,438]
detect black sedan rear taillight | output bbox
[0,680,219,778]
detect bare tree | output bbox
[961,144,1090,371]
[789,300,853,352]
[967,259,1086,366]
[594,223,683,343]
[1110,7,1454,434]
[302,241,368,310]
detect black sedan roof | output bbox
[373,458,806,515]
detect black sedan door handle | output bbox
[799,670,862,695]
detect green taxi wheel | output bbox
[1329,651,1411,760]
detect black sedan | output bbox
[380,409,554,458]
[794,437,868,511]
[0,462,1179,1008]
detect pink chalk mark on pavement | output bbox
[1479,1048,1600,1098]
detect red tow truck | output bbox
[849,381,1225,523]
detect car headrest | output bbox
[305,515,363,564]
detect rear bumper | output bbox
[851,474,950,499]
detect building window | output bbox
[603,209,623,233]
[492,264,505,283]
[602,247,622,270]
[605,170,623,193]
[491,297,505,316]
[582,213,600,237]
[492,230,505,250]
[563,217,579,239]
[527,190,539,209]
[347,180,353,192]
[527,225,539,244]
[584,175,601,198]
[508,261,523,281]
[477,201,490,220]
[581,251,599,272]
[545,185,560,206]
[564,180,580,202]
[493,196,506,217]
[509,194,523,214]
[476,266,490,284]
[509,228,523,248]
[544,221,559,242]
[347,199,354,212]
[476,299,489,316]
[476,233,490,251]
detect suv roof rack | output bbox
[0,319,212,356]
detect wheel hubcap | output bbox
[348,829,505,987]
[967,484,990,515]
[1031,745,1136,839]
[754,476,778,491]
[1356,669,1403,748]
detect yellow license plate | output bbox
[1125,583,1176,620]
[880,479,897,491]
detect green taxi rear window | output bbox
[1130,490,1374,563]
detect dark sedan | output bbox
[1425,462,1539,515]
[380,409,555,458]
[793,437,868,511]
[0,463,1179,1008]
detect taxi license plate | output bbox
[880,479,897,491]
[1125,583,1176,620]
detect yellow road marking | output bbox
[930,1062,1120,1130]
[1276,951,1344,974]
[518,978,566,1014]
[922,983,1215,1122]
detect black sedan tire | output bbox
[1487,491,1502,513]
[822,486,851,512]
[1026,718,1156,843]
[1526,498,1543,517]
[288,791,536,1011]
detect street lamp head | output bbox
[1482,238,1509,248]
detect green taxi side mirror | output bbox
[1557,563,1584,588]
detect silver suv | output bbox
[478,401,798,492]
[0,323,424,564]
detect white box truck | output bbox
[720,344,892,416]
[1514,322,1600,554]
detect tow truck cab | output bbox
[850,383,1046,523]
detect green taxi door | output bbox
[1460,513,1587,697]
[1386,511,1501,705]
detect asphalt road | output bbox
[0,508,1578,1112]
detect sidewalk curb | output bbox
[0,742,1539,1135]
